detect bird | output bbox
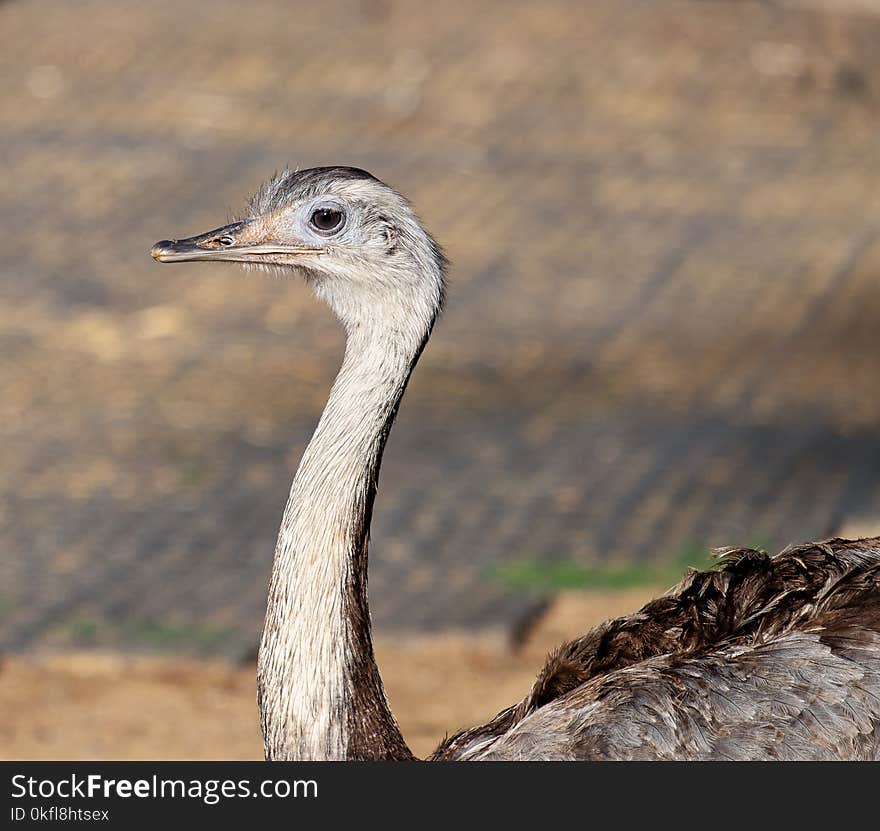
[152,165,880,760]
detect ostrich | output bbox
[152,166,880,760]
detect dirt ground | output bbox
[0,588,656,760]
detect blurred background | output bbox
[2,0,880,758]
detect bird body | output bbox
[435,539,880,760]
[152,166,880,761]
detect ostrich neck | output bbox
[258,322,425,761]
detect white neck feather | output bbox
[257,320,423,760]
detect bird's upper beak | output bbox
[151,221,320,264]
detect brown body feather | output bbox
[433,537,880,760]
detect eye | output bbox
[310,207,345,234]
[218,235,235,246]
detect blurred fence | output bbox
[1,0,879,655]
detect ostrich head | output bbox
[151,166,446,339]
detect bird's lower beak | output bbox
[151,221,320,264]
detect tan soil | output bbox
[0,588,658,760]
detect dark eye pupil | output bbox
[311,208,343,232]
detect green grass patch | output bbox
[68,619,100,645]
[65,617,238,654]
[120,620,236,652]
[492,539,771,593]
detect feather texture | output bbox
[433,539,880,760]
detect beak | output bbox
[150,221,321,264]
